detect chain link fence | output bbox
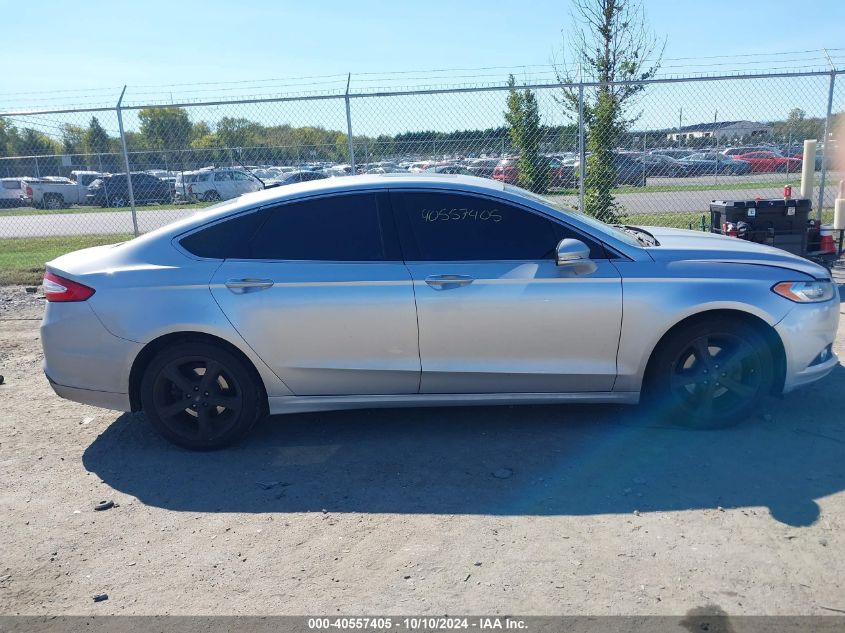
[0,70,842,244]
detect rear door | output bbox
[208,192,420,395]
[391,190,623,394]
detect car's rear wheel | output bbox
[203,190,221,202]
[44,194,63,210]
[110,196,127,208]
[140,342,264,449]
[646,318,774,428]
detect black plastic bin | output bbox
[709,198,810,256]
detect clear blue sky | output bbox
[2,0,844,135]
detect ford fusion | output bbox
[41,175,839,449]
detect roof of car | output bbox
[236,173,505,206]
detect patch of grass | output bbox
[548,178,804,196]
[0,234,133,286]
[1,201,209,217]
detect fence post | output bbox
[345,73,356,173]
[578,82,586,213]
[816,71,836,221]
[116,85,138,237]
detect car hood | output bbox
[641,226,828,279]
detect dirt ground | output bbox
[1,278,844,616]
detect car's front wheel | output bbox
[646,318,775,428]
[140,342,264,449]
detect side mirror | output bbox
[555,238,597,275]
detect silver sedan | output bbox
[41,175,840,449]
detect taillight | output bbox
[26,186,32,197]
[188,185,193,194]
[43,271,95,302]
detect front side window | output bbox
[394,192,603,261]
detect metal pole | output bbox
[116,85,138,237]
[345,73,356,174]
[713,110,720,186]
[34,155,40,178]
[578,82,586,212]
[641,135,646,184]
[816,72,835,221]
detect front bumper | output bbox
[775,292,841,393]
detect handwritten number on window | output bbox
[421,208,502,223]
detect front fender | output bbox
[612,260,798,392]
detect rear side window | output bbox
[179,211,266,259]
[250,193,395,261]
[179,193,397,261]
[2,180,20,190]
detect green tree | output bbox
[19,128,60,156]
[61,124,86,155]
[138,107,192,151]
[504,75,547,193]
[556,0,664,221]
[216,117,262,149]
[0,117,22,157]
[84,117,112,155]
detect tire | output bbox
[140,342,264,450]
[44,194,63,210]
[203,190,221,202]
[645,318,774,429]
[110,196,127,208]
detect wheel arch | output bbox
[128,331,268,412]
[642,308,787,396]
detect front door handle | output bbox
[424,274,474,290]
[225,278,274,293]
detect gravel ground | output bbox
[1,278,844,616]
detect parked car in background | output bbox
[267,170,329,187]
[41,174,839,449]
[0,178,27,208]
[650,149,695,160]
[86,173,172,207]
[185,168,263,202]
[493,156,576,188]
[722,146,775,157]
[677,152,753,176]
[465,158,501,179]
[611,153,648,187]
[425,165,475,175]
[634,153,689,178]
[732,151,802,174]
[24,172,107,209]
[71,170,108,187]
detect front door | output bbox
[391,190,623,394]
[210,192,420,395]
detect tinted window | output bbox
[179,211,266,259]
[250,193,394,261]
[395,192,604,261]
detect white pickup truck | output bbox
[23,171,105,209]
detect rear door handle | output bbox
[225,278,274,292]
[424,274,474,289]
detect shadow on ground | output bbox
[83,366,845,527]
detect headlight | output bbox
[772,281,835,303]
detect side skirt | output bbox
[267,391,639,415]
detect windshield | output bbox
[504,184,643,247]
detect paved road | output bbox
[1,171,839,238]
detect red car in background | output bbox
[492,157,575,187]
[733,151,802,173]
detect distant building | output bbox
[666,120,773,142]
